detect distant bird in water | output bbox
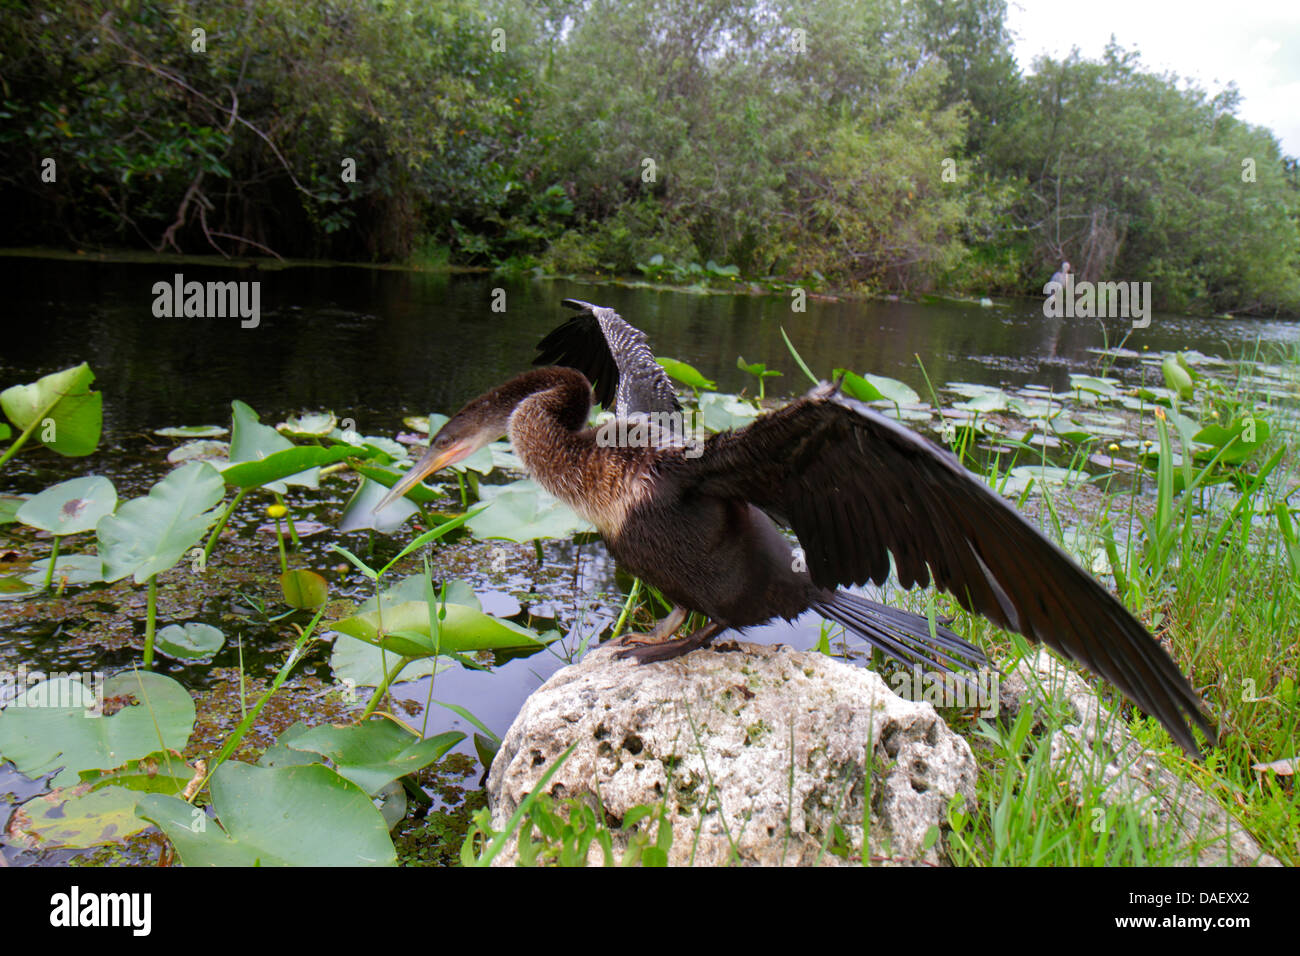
[1050,260,1072,288]
[376,299,1215,755]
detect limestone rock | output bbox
[1002,650,1279,867]
[486,641,976,866]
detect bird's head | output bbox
[373,367,588,512]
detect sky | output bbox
[1005,0,1300,158]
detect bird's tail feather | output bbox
[812,590,986,674]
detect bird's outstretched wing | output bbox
[534,299,680,416]
[668,382,1214,754]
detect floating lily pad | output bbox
[21,553,103,586]
[468,480,592,542]
[698,392,759,432]
[9,783,152,850]
[0,574,38,600]
[0,671,195,787]
[155,622,225,659]
[278,411,337,437]
[138,761,396,866]
[0,494,26,525]
[328,632,451,689]
[952,390,1010,413]
[1068,375,1120,397]
[166,439,230,464]
[1007,396,1056,418]
[154,425,229,438]
[16,476,116,535]
[880,403,933,423]
[997,464,1081,497]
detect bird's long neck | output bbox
[507,367,651,536]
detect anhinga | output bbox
[376,299,1215,755]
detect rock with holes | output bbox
[1001,650,1280,867]
[485,640,976,865]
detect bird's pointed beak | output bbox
[373,439,476,512]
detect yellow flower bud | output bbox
[267,504,288,519]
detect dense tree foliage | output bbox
[2,0,1296,313]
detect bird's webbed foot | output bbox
[612,605,688,648]
[615,621,723,664]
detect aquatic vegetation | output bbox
[1,328,1297,868]
[0,363,103,472]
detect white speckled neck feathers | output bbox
[508,386,656,537]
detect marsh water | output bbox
[1,255,1297,863]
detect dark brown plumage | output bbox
[377,300,1215,755]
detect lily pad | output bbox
[354,574,482,617]
[338,474,420,533]
[0,362,102,456]
[698,392,759,432]
[97,461,225,584]
[0,671,195,787]
[275,719,464,795]
[857,373,920,405]
[16,476,116,535]
[1068,375,1120,397]
[0,494,26,524]
[166,440,230,464]
[138,761,396,866]
[333,600,551,655]
[9,784,152,850]
[656,357,715,391]
[468,480,592,542]
[154,425,229,438]
[21,553,104,586]
[997,465,1081,497]
[328,633,450,689]
[222,444,364,489]
[278,411,337,437]
[229,400,317,492]
[155,622,226,659]
[952,391,1010,413]
[280,569,329,609]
